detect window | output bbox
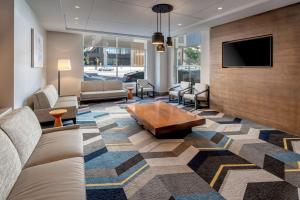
[175,33,201,85]
[83,35,147,82]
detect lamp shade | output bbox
[156,44,165,52]
[166,36,173,47]
[152,32,164,45]
[58,59,71,71]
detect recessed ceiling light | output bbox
[218,7,223,10]
[74,17,79,20]
[75,5,80,9]
[178,23,182,26]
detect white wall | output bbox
[200,30,210,85]
[47,32,83,96]
[155,51,168,93]
[0,0,14,108]
[14,0,47,108]
[146,40,155,86]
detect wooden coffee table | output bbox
[127,102,205,136]
[49,109,67,127]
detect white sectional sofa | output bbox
[32,85,78,123]
[80,80,128,102]
[0,106,85,200]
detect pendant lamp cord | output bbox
[159,11,161,32]
[156,12,158,32]
[168,12,170,36]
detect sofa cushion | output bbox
[103,80,123,91]
[25,129,83,168]
[0,107,42,167]
[81,81,104,92]
[57,96,78,103]
[54,100,78,109]
[81,90,127,100]
[0,130,22,200]
[33,85,58,109]
[7,157,86,200]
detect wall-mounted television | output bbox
[222,35,273,68]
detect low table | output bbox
[49,109,67,127]
[127,87,134,100]
[127,102,205,137]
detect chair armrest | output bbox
[148,82,155,88]
[195,89,209,97]
[59,95,76,97]
[42,124,80,134]
[178,87,191,94]
[169,85,180,91]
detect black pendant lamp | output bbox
[152,4,173,50]
[157,44,165,52]
[152,12,164,45]
[166,12,173,47]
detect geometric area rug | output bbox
[77,97,300,200]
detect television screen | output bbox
[222,35,273,68]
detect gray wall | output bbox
[14,0,47,108]
[0,0,47,108]
[47,32,83,96]
[0,0,14,108]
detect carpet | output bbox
[77,97,300,200]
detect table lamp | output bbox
[57,59,71,96]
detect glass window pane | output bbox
[83,35,146,83]
[175,33,202,85]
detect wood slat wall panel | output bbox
[210,3,300,135]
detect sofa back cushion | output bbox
[81,81,104,92]
[33,85,58,109]
[0,107,42,167]
[103,80,123,91]
[0,129,22,200]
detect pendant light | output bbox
[166,12,173,47]
[157,44,165,52]
[152,12,164,45]
[156,11,165,52]
[152,4,173,52]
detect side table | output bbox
[49,109,67,127]
[127,87,134,100]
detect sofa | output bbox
[32,85,78,123]
[80,80,128,102]
[0,106,85,200]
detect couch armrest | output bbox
[42,124,80,134]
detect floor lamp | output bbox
[57,59,71,96]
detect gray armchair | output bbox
[183,83,209,109]
[169,81,191,104]
[136,79,155,99]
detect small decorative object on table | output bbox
[49,109,67,127]
[127,87,134,100]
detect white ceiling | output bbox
[26,0,299,37]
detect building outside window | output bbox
[83,35,147,83]
[175,32,201,85]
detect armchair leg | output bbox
[195,100,198,109]
[72,118,77,124]
[141,89,144,99]
[183,98,185,106]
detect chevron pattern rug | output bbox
[77,97,300,200]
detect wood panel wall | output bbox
[210,3,300,135]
